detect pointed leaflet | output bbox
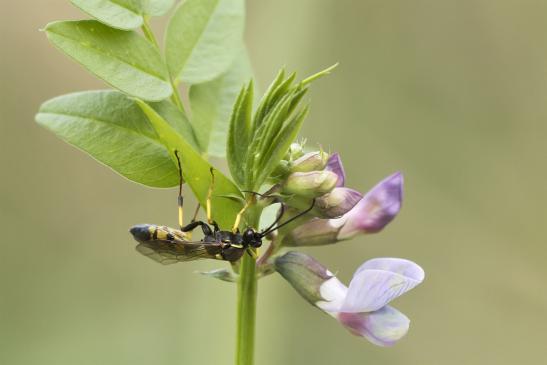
[227,81,253,188]
[143,0,175,16]
[136,100,243,228]
[245,80,309,189]
[189,46,253,157]
[165,0,245,84]
[35,90,197,188]
[148,99,199,151]
[254,106,309,186]
[252,69,289,134]
[71,1,175,30]
[70,0,144,30]
[44,20,172,101]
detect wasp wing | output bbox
[136,240,225,265]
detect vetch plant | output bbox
[35,1,425,364]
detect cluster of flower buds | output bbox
[261,143,424,346]
[271,143,404,246]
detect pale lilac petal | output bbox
[317,276,348,314]
[338,306,410,346]
[341,258,424,313]
[325,153,346,187]
[337,172,403,239]
[354,258,425,282]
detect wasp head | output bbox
[242,228,262,248]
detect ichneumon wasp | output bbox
[130,150,314,264]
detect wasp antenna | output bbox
[260,203,286,236]
[241,190,266,197]
[260,199,315,237]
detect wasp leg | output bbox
[191,203,200,222]
[174,150,185,230]
[246,248,258,259]
[181,220,213,236]
[211,221,220,233]
[206,167,216,224]
[232,201,250,233]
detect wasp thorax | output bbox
[242,228,262,248]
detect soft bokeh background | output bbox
[2,1,546,364]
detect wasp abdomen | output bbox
[129,224,156,242]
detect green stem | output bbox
[141,19,186,114]
[141,19,160,49]
[169,78,187,114]
[235,206,260,365]
[235,252,257,365]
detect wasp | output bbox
[130,151,314,264]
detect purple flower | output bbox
[275,252,424,346]
[282,172,403,246]
[325,153,346,187]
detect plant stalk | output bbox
[235,205,260,365]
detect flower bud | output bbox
[283,170,338,197]
[290,151,329,173]
[270,159,290,180]
[282,217,341,246]
[315,187,362,218]
[275,251,347,306]
[282,172,403,246]
[288,142,304,160]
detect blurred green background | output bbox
[2,1,547,364]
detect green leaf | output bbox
[35,90,185,188]
[136,100,243,228]
[70,0,144,30]
[165,0,245,85]
[227,81,254,188]
[148,99,199,151]
[44,20,172,101]
[189,46,253,157]
[144,0,175,16]
[70,1,175,30]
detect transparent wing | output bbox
[136,240,225,265]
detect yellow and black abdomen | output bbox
[129,224,187,243]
